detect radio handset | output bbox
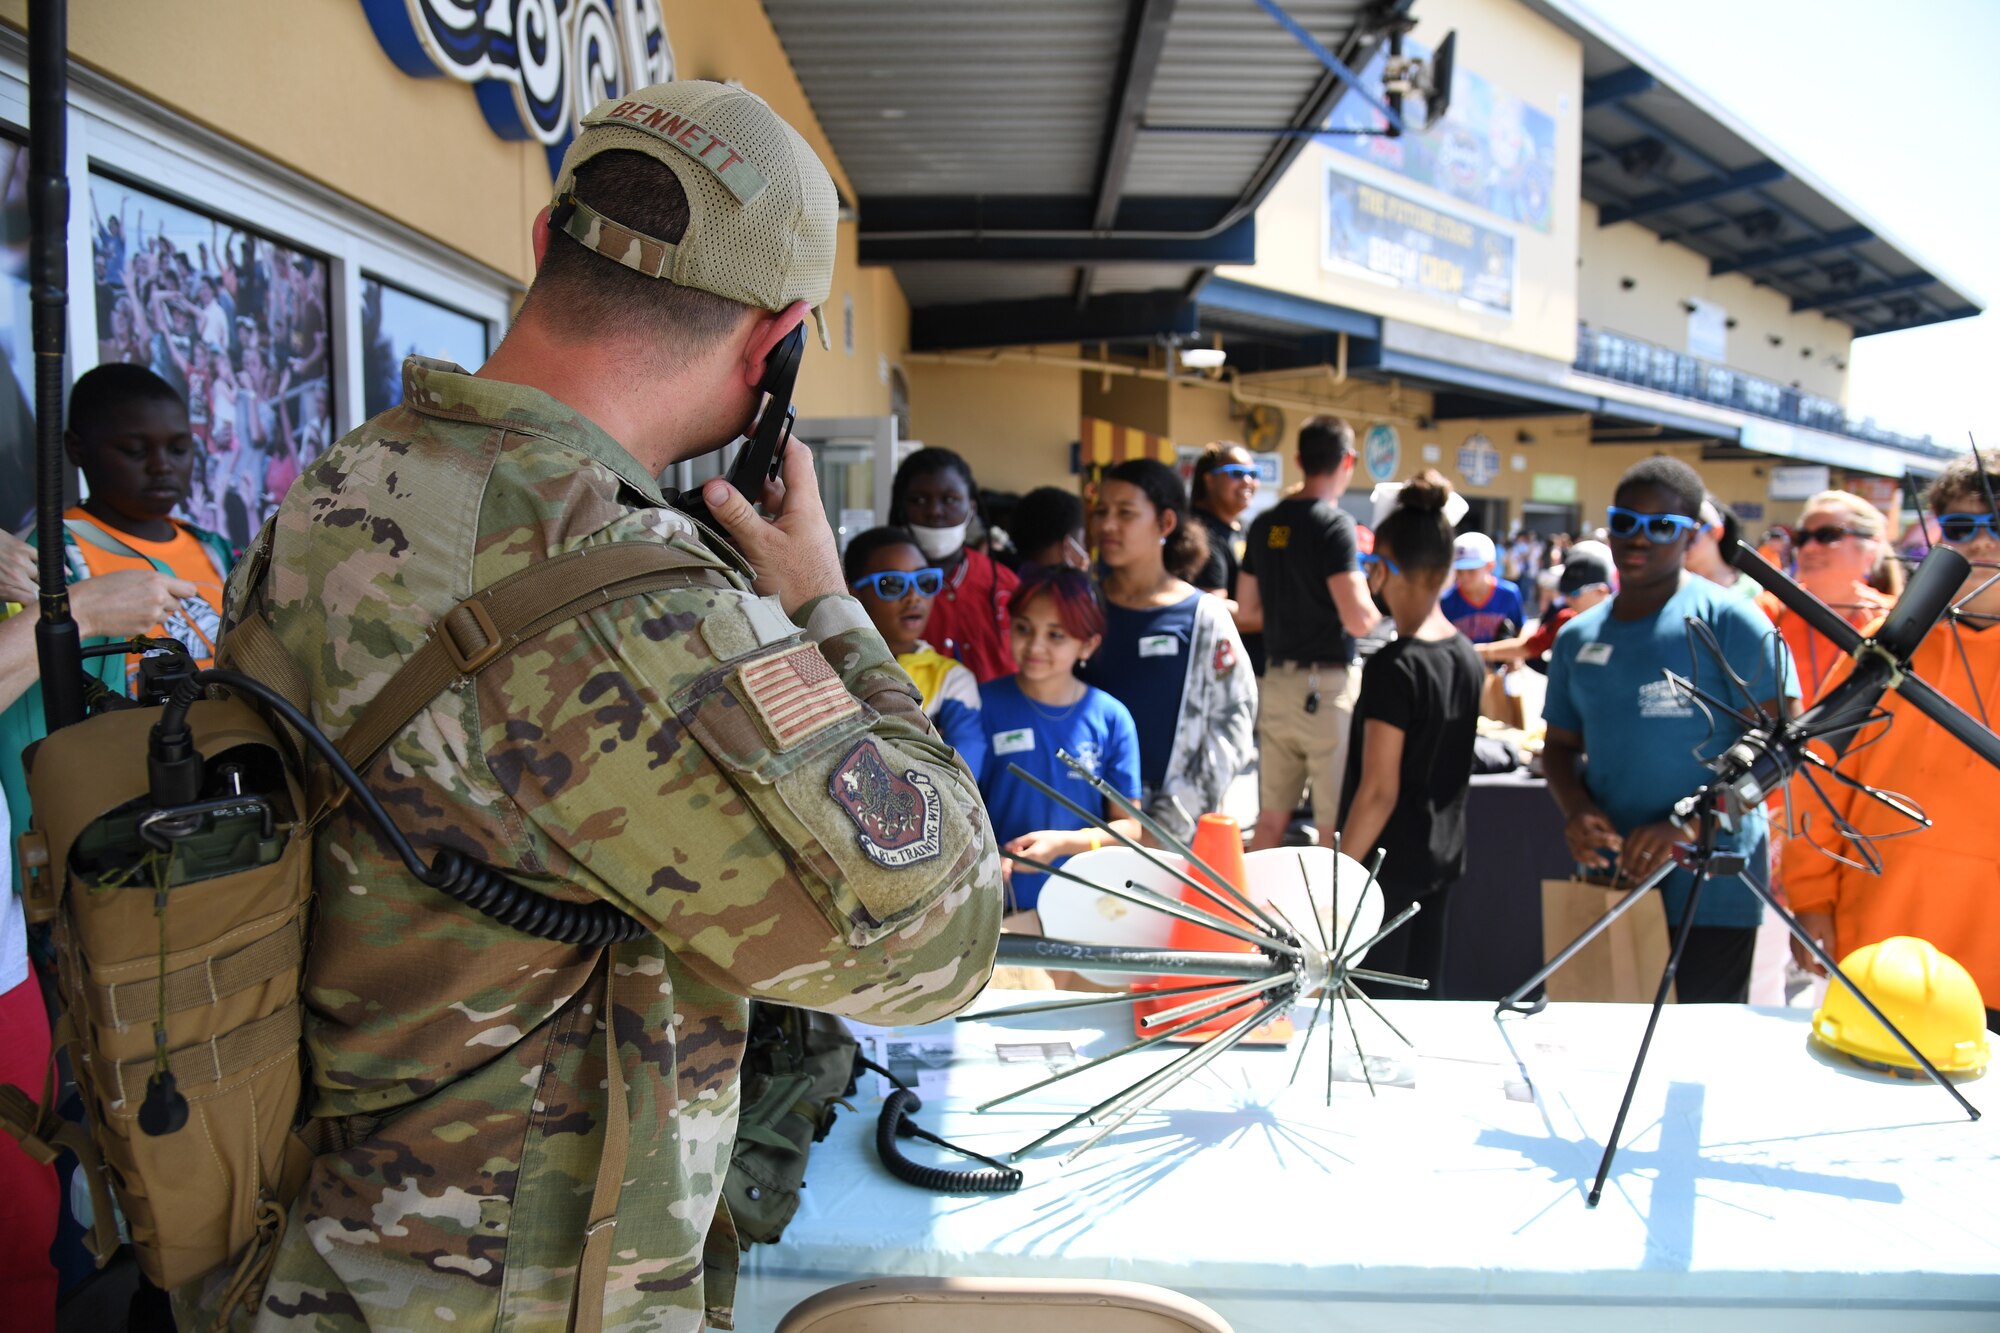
[674,321,806,531]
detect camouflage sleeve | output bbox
[479,574,1001,1027]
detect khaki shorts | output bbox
[1257,661,1360,834]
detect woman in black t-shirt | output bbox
[1338,470,1484,996]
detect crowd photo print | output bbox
[89,174,334,552]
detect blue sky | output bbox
[1571,0,2000,448]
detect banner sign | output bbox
[1769,464,1831,501]
[1326,39,1557,233]
[362,0,674,177]
[1531,473,1578,504]
[1363,423,1401,481]
[1324,164,1515,318]
[1458,433,1501,488]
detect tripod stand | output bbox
[1500,784,1979,1206]
[1499,541,1991,1206]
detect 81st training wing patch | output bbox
[830,739,942,868]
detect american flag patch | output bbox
[737,644,860,749]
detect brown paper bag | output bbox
[1540,878,1678,1004]
[1480,668,1526,730]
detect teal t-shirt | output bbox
[1543,576,1800,928]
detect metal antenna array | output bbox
[970,751,1422,1162]
[1501,539,1994,1206]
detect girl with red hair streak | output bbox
[978,565,1142,925]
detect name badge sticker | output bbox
[1139,634,1180,659]
[993,728,1036,756]
[1578,642,1614,666]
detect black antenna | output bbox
[1969,432,1999,523]
[28,0,84,732]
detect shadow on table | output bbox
[1799,1028,1989,1088]
[1474,1078,1905,1270]
[974,1066,1357,1254]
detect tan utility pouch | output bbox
[0,535,735,1315]
[2,698,311,1295]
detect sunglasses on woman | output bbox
[851,568,944,599]
[1936,513,2000,545]
[1359,552,1402,576]
[1794,525,1863,547]
[1606,506,1699,543]
[1211,463,1259,481]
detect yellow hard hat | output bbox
[1811,936,1990,1075]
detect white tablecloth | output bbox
[733,996,1999,1332]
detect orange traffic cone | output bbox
[1133,814,1293,1043]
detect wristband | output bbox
[1087,831,1103,852]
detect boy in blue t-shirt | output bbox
[1542,457,1800,1002]
[978,566,1142,917]
[1439,530,1525,644]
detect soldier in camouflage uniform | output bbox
[197,81,1001,1331]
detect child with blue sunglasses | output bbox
[1542,457,1801,1002]
[844,526,986,776]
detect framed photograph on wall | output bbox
[361,276,491,419]
[0,135,36,533]
[88,168,335,550]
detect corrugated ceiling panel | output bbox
[763,0,1125,196]
[890,263,1081,307]
[1087,264,1201,295]
[1121,0,1373,198]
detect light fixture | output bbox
[1178,347,1227,370]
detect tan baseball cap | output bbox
[552,80,838,348]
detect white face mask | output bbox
[908,520,969,561]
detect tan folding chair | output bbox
[776,1277,1236,1333]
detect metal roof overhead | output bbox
[1523,0,1983,339]
[764,0,1397,349]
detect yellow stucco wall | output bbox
[1416,413,1773,534]
[907,348,1788,535]
[1216,0,1584,365]
[1169,372,1425,491]
[0,0,905,414]
[904,350,1083,496]
[1578,200,1853,402]
[906,352,1439,501]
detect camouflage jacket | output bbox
[205,358,1001,1331]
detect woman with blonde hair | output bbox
[1757,489,1895,699]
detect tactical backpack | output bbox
[0,536,725,1324]
[725,1002,862,1246]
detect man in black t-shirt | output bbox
[1239,416,1382,850]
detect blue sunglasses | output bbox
[1360,552,1402,576]
[1212,463,1259,480]
[1607,506,1699,544]
[1936,513,2000,545]
[851,568,944,599]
